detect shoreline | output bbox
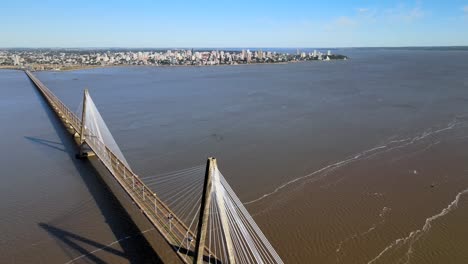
[0,59,347,72]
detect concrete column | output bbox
[194,157,215,263]
[80,89,88,145]
[213,160,236,264]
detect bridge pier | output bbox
[26,70,199,263]
[194,158,236,264]
[25,70,284,264]
[194,158,215,264]
[76,88,95,159]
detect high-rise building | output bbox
[12,55,20,65]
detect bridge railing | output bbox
[26,70,207,263]
[85,128,216,262]
[26,71,82,132]
[83,129,204,262]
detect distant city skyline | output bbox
[1,48,348,71]
[2,0,468,48]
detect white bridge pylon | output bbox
[193,158,284,264]
[79,90,283,264]
[79,89,131,169]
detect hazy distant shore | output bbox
[1,48,347,72]
[0,59,345,72]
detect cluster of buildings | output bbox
[0,49,347,70]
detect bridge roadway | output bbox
[25,70,214,264]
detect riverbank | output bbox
[1,57,347,72]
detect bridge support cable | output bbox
[83,90,131,169]
[141,165,205,180]
[141,165,205,225]
[205,164,284,264]
[25,70,284,264]
[225,171,283,263]
[78,89,218,263]
[213,163,236,264]
[25,70,213,263]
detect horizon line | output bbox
[1,45,468,50]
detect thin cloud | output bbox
[404,7,425,21]
[464,5,468,14]
[383,4,425,22]
[334,16,357,27]
[357,8,369,13]
[325,16,357,31]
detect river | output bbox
[2,48,468,263]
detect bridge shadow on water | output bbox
[24,136,67,152]
[28,82,163,263]
[39,223,126,264]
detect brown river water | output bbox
[2,48,468,263]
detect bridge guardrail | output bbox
[25,70,213,263]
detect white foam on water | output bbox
[365,122,458,161]
[389,138,412,144]
[244,148,382,205]
[367,189,468,264]
[335,206,391,262]
[245,120,463,205]
[389,140,441,163]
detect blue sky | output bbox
[1,0,467,47]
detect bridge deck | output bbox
[25,70,213,264]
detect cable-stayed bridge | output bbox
[25,70,283,264]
